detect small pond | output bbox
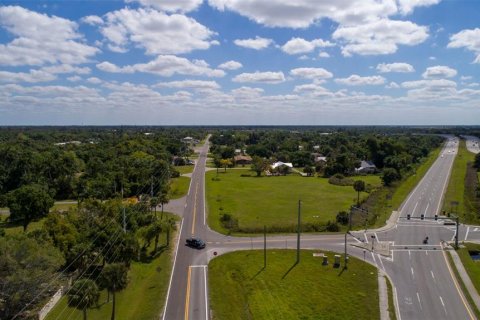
[469,250,480,260]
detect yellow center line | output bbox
[184,266,192,320]
[191,184,199,235]
[442,250,475,320]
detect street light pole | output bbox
[344,232,348,269]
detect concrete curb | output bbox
[378,271,390,320]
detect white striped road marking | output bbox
[417,292,422,310]
[439,296,447,315]
[465,227,470,241]
[431,270,435,281]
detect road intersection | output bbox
[163,135,480,320]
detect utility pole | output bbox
[344,232,348,269]
[121,185,126,234]
[297,200,301,264]
[123,207,126,234]
[150,176,154,198]
[264,225,267,269]
[455,216,459,249]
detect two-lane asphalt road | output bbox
[162,139,210,320]
[163,135,480,320]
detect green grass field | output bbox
[206,169,381,234]
[443,140,476,221]
[45,215,177,320]
[169,176,190,199]
[174,165,195,175]
[209,250,379,320]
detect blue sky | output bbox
[0,0,479,125]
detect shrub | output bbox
[336,211,349,225]
[220,213,239,231]
[328,174,354,186]
[326,221,340,232]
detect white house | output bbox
[271,161,293,169]
[355,160,377,174]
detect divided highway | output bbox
[163,136,480,320]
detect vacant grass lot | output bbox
[46,214,177,320]
[209,250,379,320]
[443,140,476,221]
[206,169,381,234]
[174,165,195,175]
[169,176,190,199]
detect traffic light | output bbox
[421,214,425,220]
[434,214,438,221]
[407,214,411,220]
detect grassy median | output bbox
[206,169,381,234]
[209,250,379,320]
[442,140,477,222]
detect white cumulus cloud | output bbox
[218,60,243,70]
[126,0,203,13]
[155,80,220,90]
[0,6,99,66]
[290,68,333,79]
[232,71,285,84]
[234,37,272,50]
[376,62,415,73]
[101,8,216,55]
[97,55,225,77]
[448,28,480,64]
[422,66,457,79]
[333,19,429,56]
[335,75,386,86]
[281,37,334,55]
[0,69,56,83]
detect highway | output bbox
[162,135,480,320]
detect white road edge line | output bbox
[465,226,470,241]
[203,265,208,320]
[162,218,184,320]
[394,286,402,320]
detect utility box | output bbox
[322,255,328,266]
[334,254,341,268]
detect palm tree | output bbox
[162,218,176,247]
[67,279,100,320]
[100,263,129,320]
[353,180,366,207]
[158,191,170,220]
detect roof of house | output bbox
[356,160,377,170]
[234,155,252,161]
[271,161,293,169]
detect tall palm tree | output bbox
[353,180,366,207]
[67,279,100,320]
[99,263,129,320]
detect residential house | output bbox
[355,160,377,174]
[234,155,252,166]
